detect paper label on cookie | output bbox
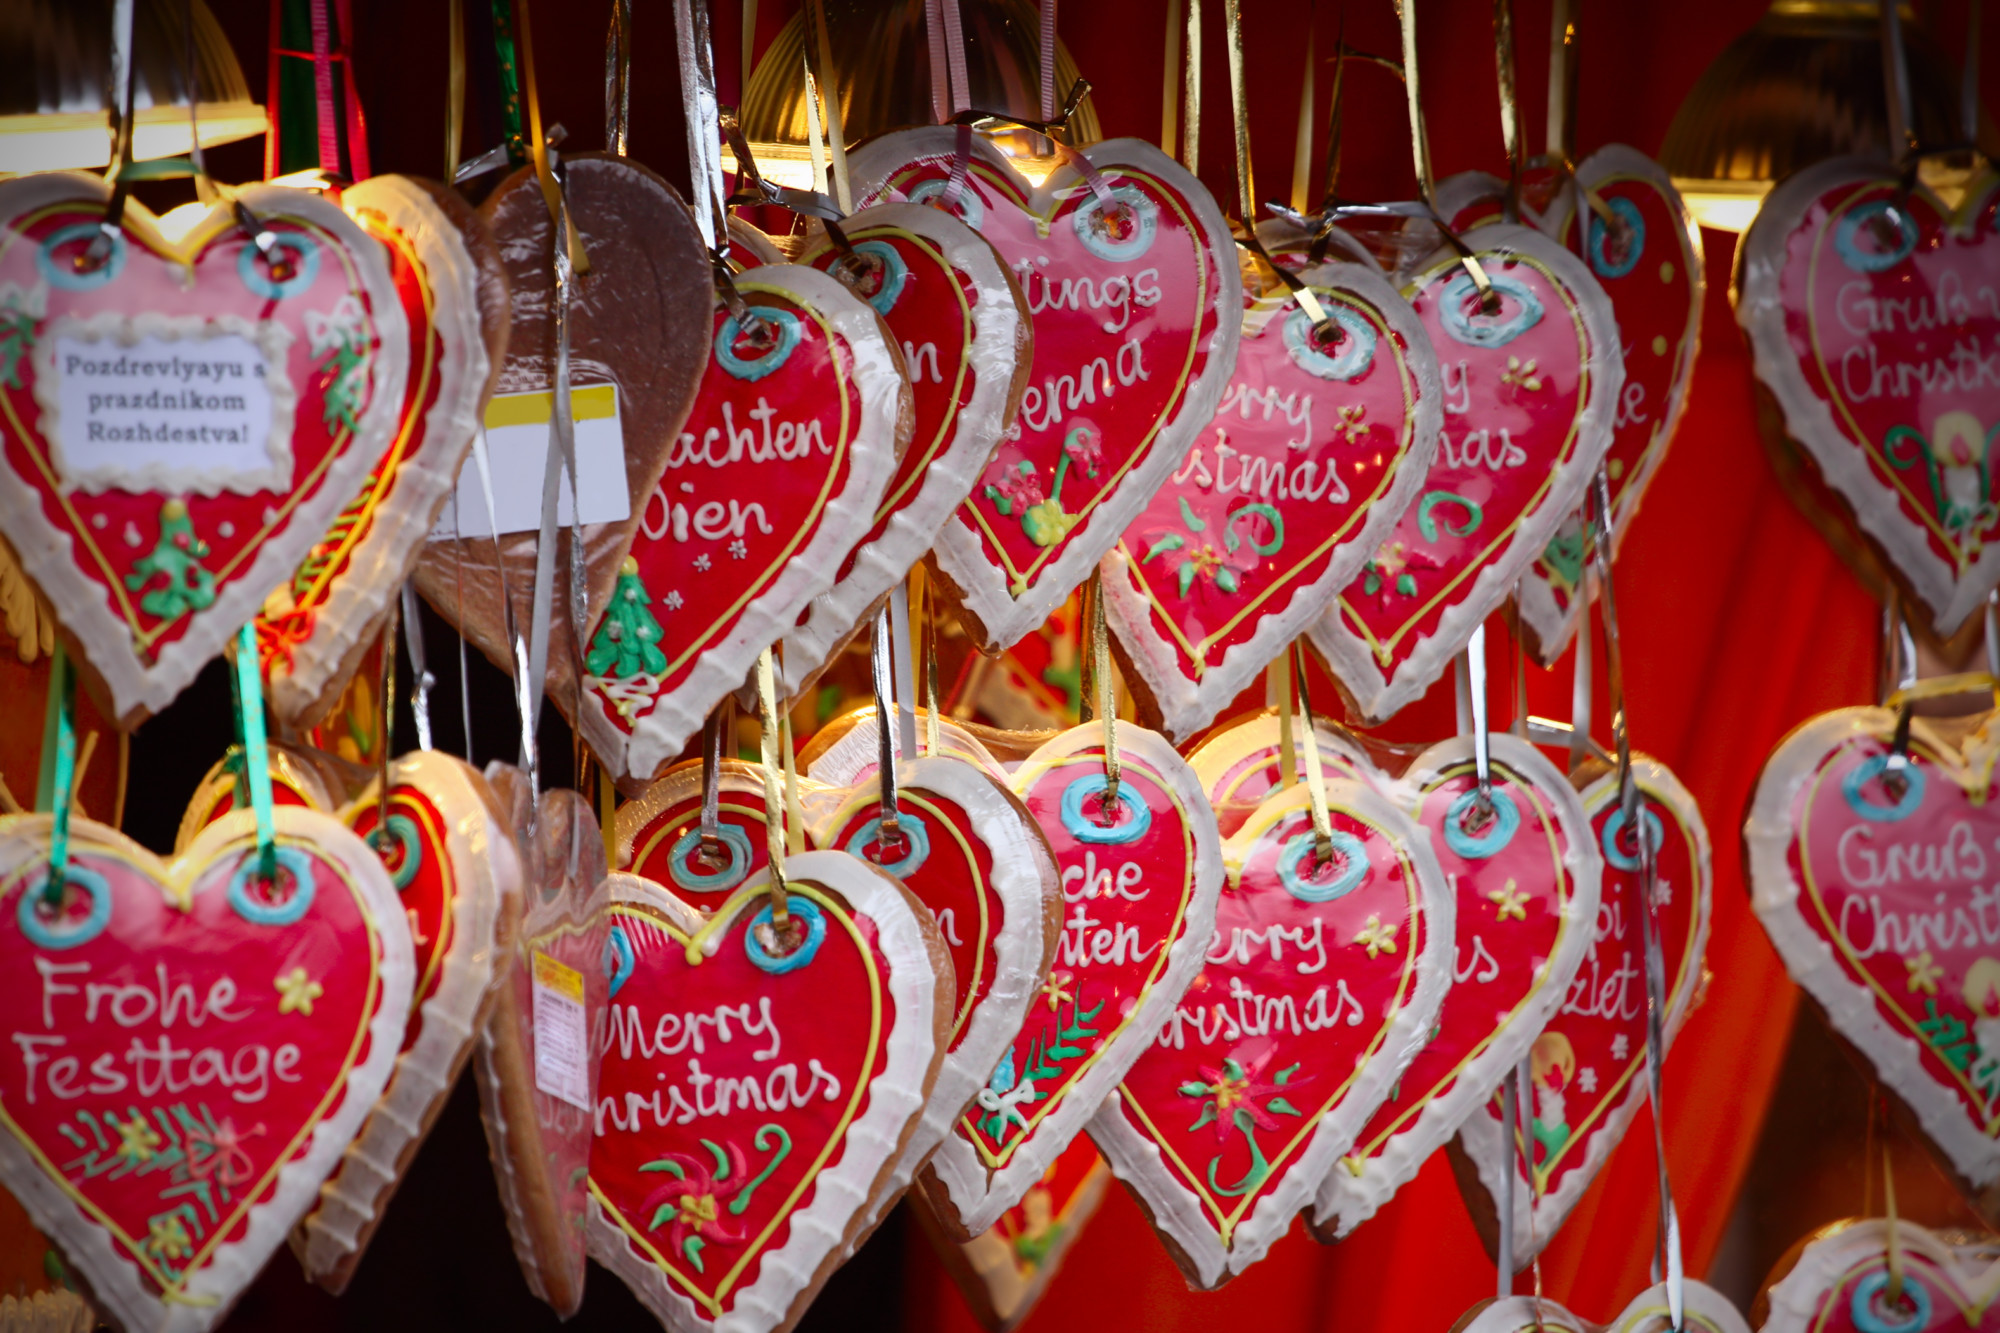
[532,951,591,1111]
[430,384,630,537]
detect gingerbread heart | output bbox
[800,703,1011,783]
[617,758,777,893]
[1450,1280,1749,1333]
[174,740,364,849]
[774,203,1031,698]
[848,129,1243,653]
[292,751,523,1290]
[1307,224,1623,724]
[1103,254,1443,741]
[913,1135,1111,1333]
[0,807,414,1332]
[1747,708,2000,1217]
[920,722,1224,1237]
[1760,1218,2000,1333]
[588,852,950,1333]
[1187,709,1388,836]
[1089,776,1451,1286]
[1453,754,1711,1267]
[1739,159,2000,637]
[412,155,711,722]
[1311,733,1602,1240]
[473,765,611,1318]
[565,263,909,785]
[0,175,409,728]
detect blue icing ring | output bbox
[1277,829,1370,903]
[745,895,827,974]
[227,844,317,927]
[1587,197,1646,280]
[1071,185,1159,263]
[16,864,113,950]
[1282,304,1377,382]
[36,223,127,291]
[1850,1272,1931,1333]
[1835,201,1919,274]
[603,924,636,999]
[237,233,321,300]
[1437,271,1544,349]
[1059,774,1152,845]
[906,178,985,230]
[1600,805,1667,872]
[1841,754,1927,823]
[846,812,931,878]
[840,241,912,317]
[374,813,422,891]
[1443,787,1521,859]
[714,307,803,382]
[668,825,753,893]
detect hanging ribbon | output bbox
[1395,0,1497,310]
[470,433,538,790]
[1269,652,1297,790]
[233,623,280,885]
[1086,573,1121,814]
[1492,0,1523,222]
[36,649,78,909]
[445,0,465,178]
[754,647,791,925]
[803,0,853,213]
[1160,0,1183,156]
[606,0,633,157]
[1222,0,1330,331]
[1964,0,1984,145]
[490,0,527,165]
[890,585,919,761]
[1182,0,1203,176]
[743,0,758,99]
[1459,623,1495,808]
[1039,1,1058,125]
[522,177,580,757]
[310,0,342,174]
[871,612,906,860]
[1289,15,1315,215]
[698,703,729,865]
[675,0,728,248]
[516,0,588,271]
[1289,642,1334,861]
[401,583,433,752]
[1545,0,1577,164]
[371,597,400,856]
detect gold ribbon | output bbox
[1545,0,1576,163]
[1087,573,1121,808]
[1396,0,1495,308]
[1269,653,1297,790]
[1291,643,1334,859]
[1492,0,1523,220]
[1289,20,1315,215]
[1182,0,1203,177]
[755,647,790,921]
[1160,0,1183,156]
[515,0,589,272]
[803,0,852,212]
[1884,672,2000,710]
[446,0,464,179]
[1223,0,1329,327]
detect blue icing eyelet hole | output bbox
[1059,775,1152,845]
[1850,1271,1931,1333]
[1443,787,1521,859]
[1836,201,1919,274]
[604,924,636,998]
[1278,829,1370,903]
[745,896,827,974]
[907,178,985,229]
[16,864,113,950]
[36,223,127,291]
[846,812,930,878]
[1586,197,1646,280]
[1283,305,1378,382]
[227,845,317,926]
[1071,185,1159,263]
[833,241,912,317]
[1438,271,1545,349]
[1600,805,1667,873]
[237,233,321,300]
[668,825,754,893]
[372,813,422,891]
[714,307,803,381]
[1842,755,1927,823]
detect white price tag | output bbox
[429,382,631,538]
[530,950,591,1112]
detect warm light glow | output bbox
[1672,176,1772,234]
[153,201,212,244]
[720,137,1061,197]
[0,102,267,176]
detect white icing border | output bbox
[1087,777,1453,1286]
[1761,1219,2000,1333]
[1453,1279,1749,1333]
[1101,256,1444,742]
[846,130,1246,654]
[1307,223,1624,725]
[587,850,942,1333]
[1312,733,1603,1237]
[0,807,414,1333]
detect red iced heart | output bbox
[1739,160,2000,637]
[1452,754,1710,1267]
[1759,1217,2000,1333]
[587,852,948,1333]
[1310,734,1602,1240]
[0,176,409,727]
[617,758,776,896]
[849,130,1242,653]
[1453,1279,1749,1333]
[1308,224,1623,724]
[919,724,1223,1237]
[1186,708,1387,837]
[0,808,412,1332]
[1103,253,1442,741]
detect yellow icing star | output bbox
[144,1215,192,1262]
[1372,542,1408,577]
[1040,970,1075,1012]
[115,1115,162,1166]
[1907,951,1944,996]
[1488,879,1529,922]
[1354,915,1398,959]
[275,967,324,1016]
[1336,404,1368,444]
[1501,355,1543,391]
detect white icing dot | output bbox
[91,514,107,530]
[217,521,236,538]
[123,522,142,547]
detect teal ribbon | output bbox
[233,623,279,881]
[38,646,77,908]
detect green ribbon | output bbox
[233,623,279,881]
[38,646,77,908]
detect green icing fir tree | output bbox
[125,499,216,622]
[587,556,667,679]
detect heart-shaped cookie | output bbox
[1307,224,1623,724]
[256,176,507,730]
[913,1135,1111,1333]
[799,703,1011,783]
[411,155,711,722]
[920,722,1224,1237]
[1452,754,1711,1267]
[774,203,1031,698]
[292,751,523,1290]
[1451,1280,1750,1333]
[473,765,610,1318]
[1311,733,1602,1240]
[174,741,363,849]
[1187,708,1387,836]
[1738,158,2000,637]
[588,852,950,1333]
[848,129,1243,653]
[617,758,777,893]
[1089,776,1452,1286]
[1760,1218,2000,1333]
[0,807,413,1332]
[1747,707,2000,1218]
[1102,252,1443,741]
[0,175,409,728]
[565,263,909,785]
